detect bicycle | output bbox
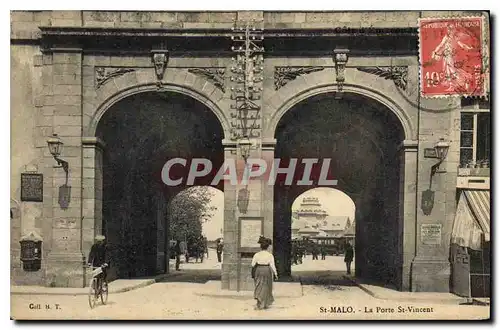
[88,263,108,309]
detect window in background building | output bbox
[460,99,490,168]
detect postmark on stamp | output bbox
[419,16,486,98]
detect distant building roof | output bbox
[298,227,320,234]
[343,219,356,237]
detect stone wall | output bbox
[11,44,46,285]
[11,10,487,41]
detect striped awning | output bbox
[451,190,490,250]
[464,190,491,242]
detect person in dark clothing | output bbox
[312,244,319,260]
[297,245,304,264]
[88,235,107,290]
[291,242,298,265]
[216,239,224,262]
[320,245,326,260]
[175,240,182,271]
[344,242,354,275]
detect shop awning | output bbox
[464,190,490,242]
[451,190,490,250]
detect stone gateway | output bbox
[10,10,490,296]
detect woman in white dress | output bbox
[251,237,278,310]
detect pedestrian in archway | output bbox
[175,239,182,271]
[312,243,319,260]
[251,237,278,310]
[344,242,354,275]
[216,238,224,262]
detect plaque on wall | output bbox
[20,173,43,202]
[240,217,263,249]
[421,224,442,245]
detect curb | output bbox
[10,274,182,296]
[343,276,469,305]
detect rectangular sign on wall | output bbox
[20,173,43,202]
[421,224,442,245]
[239,217,264,249]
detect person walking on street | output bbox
[251,236,278,310]
[291,242,298,265]
[344,242,354,275]
[298,245,304,264]
[175,239,182,271]
[320,245,326,260]
[312,244,319,260]
[216,238,224,262]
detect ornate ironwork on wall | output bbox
[187,68,226,92]
[274,67,325,90]
[229,21,264,140]
[95,67,135,89]
[357,66,408,91]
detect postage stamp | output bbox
[10,10,491,321]
[418,16,486,98]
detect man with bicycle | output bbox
[88,235,108,293]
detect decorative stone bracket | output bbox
[188,68,226,92]
[333,48,350,95]
[151,49,169,88]
[95,67,135,89]
[356,66,408,91]
[274,67,325,90]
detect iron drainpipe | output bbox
[80,19,86,288]
[411,14,422,290]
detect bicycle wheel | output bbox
[88,278,97,309]
[100,279,108,305]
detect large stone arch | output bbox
[266,71,419,290]
[263,69,417,141]
[80,67,231,278]
[84,68,231,139]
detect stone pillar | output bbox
[221,141,238,290]
[399,140,418,291]
[411,98,459,292]
[261,140,276,242]
[155,189,167,274]
[44,48,86,288]
[221,137,269,291]
[81,137,105,279]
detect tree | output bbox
[168,186,217,242]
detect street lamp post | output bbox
[431,138,450,176]
[47,133,69,182]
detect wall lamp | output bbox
[47,134,69,178]
[429,138,450,176]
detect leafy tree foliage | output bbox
[168,186,217,241]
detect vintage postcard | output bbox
[10,10,491,320]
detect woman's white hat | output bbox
[95,235,106,241]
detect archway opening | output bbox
[273,92,405,289]
[165,186,224,282]
[96,91,224,280]
[290,188,356,284]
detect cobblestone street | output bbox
[11,250,489,320]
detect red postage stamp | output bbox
[419,16,486,97]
